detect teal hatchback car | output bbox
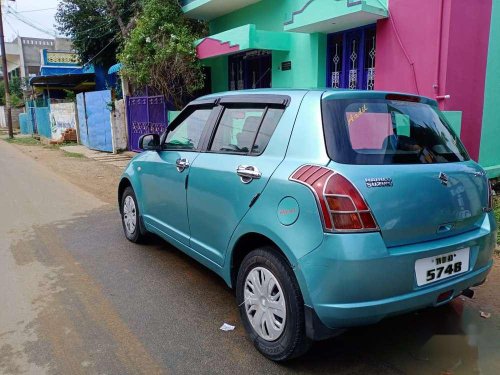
[118,89,496,361]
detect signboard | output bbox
[281,61,292,71]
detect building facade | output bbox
[1,37,74,80]
[182,0,500,177]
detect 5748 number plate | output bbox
[415,248,470,286]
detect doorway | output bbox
[228,50,272,90]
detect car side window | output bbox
[164,109,212,151]
[209,106,284,155]
[251,108,284,154]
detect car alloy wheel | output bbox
[244,266,287,341]
[123,195,137,235]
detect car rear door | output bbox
[186,95,292,266]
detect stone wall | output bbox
[0,106,5,127]
[110,99,128,153]
[0,106,24,129]
[50,102,77,140]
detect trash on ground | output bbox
[480,311,491,319]
[220,323,235,331]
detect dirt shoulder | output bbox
[1,138,123,206]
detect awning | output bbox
[284,0,387,33]
[196,24,290,59]
[30,73,96,90]
[182,0,263,21]
[40,66,89,76]
[108,63,122,75]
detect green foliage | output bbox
[63,150,85,158]
[10,95,24,107]
[9,77,24,98]
[3,136,41,146]
[64,90,77,102]
[119,0,207,109]
[0,77,25,107]
[55,0,140,68]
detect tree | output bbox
[119,0,207,109]
[55,0,140,68]
[0,76,26,107]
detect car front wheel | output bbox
[236,247,311,361]
[121,186,146,243]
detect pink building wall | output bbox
[375,0,492,160]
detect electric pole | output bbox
[0,1,13,138]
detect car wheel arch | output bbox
[229,232,295,288]
[118,177,132,212]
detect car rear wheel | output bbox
[236,247,311,361]
[121,186,146,243]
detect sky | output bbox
[2,0,61,41]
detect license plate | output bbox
[415,248,470,286]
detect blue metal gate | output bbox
[76,92,89,147]
[76,90,113,152]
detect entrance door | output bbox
[327,25,377,90]
[229,50,272,90]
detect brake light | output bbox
[385,93,421,102]
[290,165,379,232]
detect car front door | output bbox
[187,98,288,266]
[140,105,215,245]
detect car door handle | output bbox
[176,158,190,172]
[237,165,261,184]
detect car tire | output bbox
[236,247,311,361]
[121,186,147,243]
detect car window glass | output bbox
[164,109,212,150]
[322,98,469,164]
[210,107,265,153]
[251,108,284,154]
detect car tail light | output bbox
[290,165,379,232]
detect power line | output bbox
[66,32,120,74]
[4,5,57,37]
[70,19,116,41]
[3,12,18,37]
[6,8,56,36]
[12,7,57,13]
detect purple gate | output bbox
[127,94,168,152]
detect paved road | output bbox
[1,140,499,375]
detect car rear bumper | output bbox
[296,213,496,335]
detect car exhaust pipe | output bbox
[461,288,474,299]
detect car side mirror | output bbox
[138,133,161,151]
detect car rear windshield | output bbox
[322,98,469,164]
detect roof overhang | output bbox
[196,24,290,59]
[30,73,96,90]
[108,63,122,75]
[284,0,388,33]
[182,0,263,21]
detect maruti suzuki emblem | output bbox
[439,172,449,186]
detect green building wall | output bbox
[192,0,497,175]
[480,0,500,178]
[202,0,387,92]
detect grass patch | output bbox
[62,150,84,158]
[3,136,41,146]
[43,144,62,150]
